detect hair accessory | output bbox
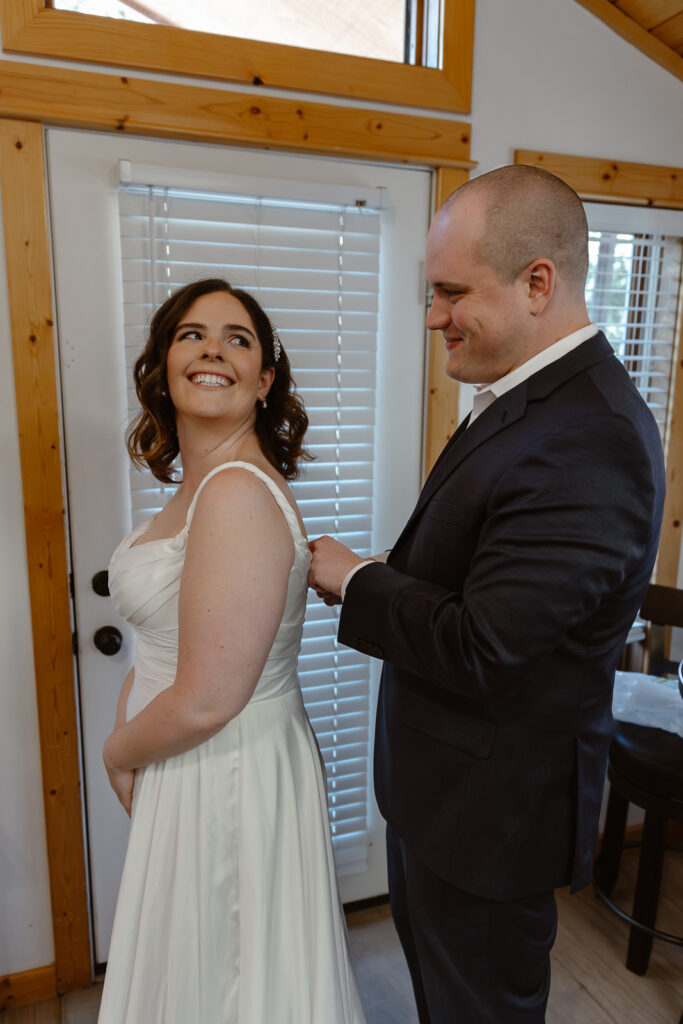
[272,332,282,363]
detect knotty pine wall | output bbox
[1,0,683,983]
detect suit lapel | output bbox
[391,332,615,553]
[393,385,527,548]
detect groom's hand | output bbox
[308,535,364,605]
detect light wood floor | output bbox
[4,848,681,1023]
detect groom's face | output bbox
[425,194,532,386]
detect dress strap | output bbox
[185,461,306,546]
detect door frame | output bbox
[0,54,471,993]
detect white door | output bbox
[47,128,430,962]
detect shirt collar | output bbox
[470,323,598,423]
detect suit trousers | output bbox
[386,826,558,1023]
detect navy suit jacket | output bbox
[338,333,665,900]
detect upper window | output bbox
[2,0,473,111]
[52,0,411,64]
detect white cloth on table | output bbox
[613,670,683,739]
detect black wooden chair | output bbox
[593,583,683,974]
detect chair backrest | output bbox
[640,583,683,678]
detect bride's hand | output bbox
[105,762,135,816]
[103,733,135,816]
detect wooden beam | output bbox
[652,11,683,53]
[0,964,57,1012]
[0,0,474,114]
[614,0,683,33]
[515,150,683,209]
[572,0,683,82]
[423,166,469,477]
[0,119,91,993]
[0,59,473,169]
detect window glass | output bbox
[51,0,411,63]
[585,203,683,440]
[585,225,683,437]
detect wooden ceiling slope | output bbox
[574,0,683,81]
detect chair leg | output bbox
[595,785,629,897]
[626,811,668,975]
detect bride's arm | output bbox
[103,468,294,772]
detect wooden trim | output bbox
[423,167,469,477]
[0,119,91,992]
[414,0,425,66]
[514,150,683,209]
[0,59,473,169]
[1,0,474,113]
[572,0,683,83]
[0,964,57,1012]
[441,0,475,112]
[514,148,683,587]
[656,281,683,586]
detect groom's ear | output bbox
[523,259,555,315]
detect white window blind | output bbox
[584,206,683,438]
[118,179,382,874]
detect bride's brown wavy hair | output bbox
[126,278,312,482]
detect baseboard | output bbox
[595,821,644,857]
[344,893,390,916]
[0,963,57,1012]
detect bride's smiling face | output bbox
[166,291,274,426]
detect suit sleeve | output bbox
[338,412,662,699]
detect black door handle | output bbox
[93,625,123,656]
[92,570,110,597]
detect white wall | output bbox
[0,191,55,975]
[1,0,683,977]
[471,0,683,175]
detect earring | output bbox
[261,397,268,409]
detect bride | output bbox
[99,278,366,1023]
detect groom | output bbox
[308,165,665,1023]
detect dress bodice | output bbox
[108,461,312,719]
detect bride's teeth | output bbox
[191,373,230,386]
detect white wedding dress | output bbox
[98,461,366,1024]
